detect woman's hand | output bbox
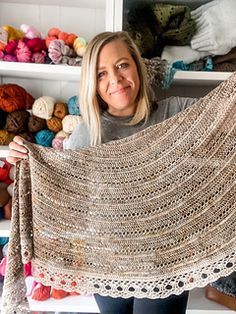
[7,136,29,165]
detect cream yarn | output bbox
[32,96,55,120]
[62,114,82,134]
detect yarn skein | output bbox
[28,115,46,133]
[46,117,62,133]
[67,96,80,115]
[5,110,30,134]
[62,115,82,134]
[53,102,68,119]
[0,84,35,113]
[35,129,55,147]
[32,96,55,120]
[0,130,14,145]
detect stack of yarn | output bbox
[0,83,82,150]
[0,159,14,220]
[0,24,88,65]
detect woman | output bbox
[7,31,197,314]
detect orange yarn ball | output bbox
[0,84,35,113]
[53,102,68,119]
[46,116,62,133]
[48,27,60,37]
[0,130,14,145]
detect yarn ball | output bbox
[35,129,55,147]
[73,37,87,57]
[4,39,18,54]
[27,38,47,52]
[62,114,82,134]
[67,96,80,115]
[31,51,46,64]
[3,54,17,62]
[0,109,7,128]
[28,115,46,133]
[0,130,14,145]
[52,136,64,150]
[53,102,68,119]
[20,24,41,39]
[16,39,32,63]
[0,160,11,182]
[48,39,76,64]
[0,27,8,51]
[19,132,35,143]
[2,25,24,41]
[0,84,35,113]
[0,187,9,207]
[32,96,55,120]
[55,130,69,139]
[46,116,62,133]
[48,27,60,37]
[5,110,30,134]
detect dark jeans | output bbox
[94,291,189,314]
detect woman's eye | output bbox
[117,63,128,70]
[97,71,105,79]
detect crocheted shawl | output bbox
[2,72,236,313]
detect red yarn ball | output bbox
[4,39,18,54]
[0,160,11,182]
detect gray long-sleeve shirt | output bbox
[63,96,197,150]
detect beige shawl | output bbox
[2,72,236,313]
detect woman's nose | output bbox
[109,70,121,85]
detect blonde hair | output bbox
[79,31,150,146]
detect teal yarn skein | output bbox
[67,95,80,115]
[35,129,55,147]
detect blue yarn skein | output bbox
[67,95,80,115]
[35,129,55,147]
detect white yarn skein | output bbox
[62,115,82,134]
[32,96,55,120]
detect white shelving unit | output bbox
[0,0,234,313]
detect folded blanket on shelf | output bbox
[2,72,236,313]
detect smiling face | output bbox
[96,39,140,117]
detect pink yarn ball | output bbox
[32,51,46,64]
[3,55,17,62]
[16,40,32,63]
[52,136,64,150]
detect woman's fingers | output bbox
[6,136,29,165]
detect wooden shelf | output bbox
[187,287,235,313]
